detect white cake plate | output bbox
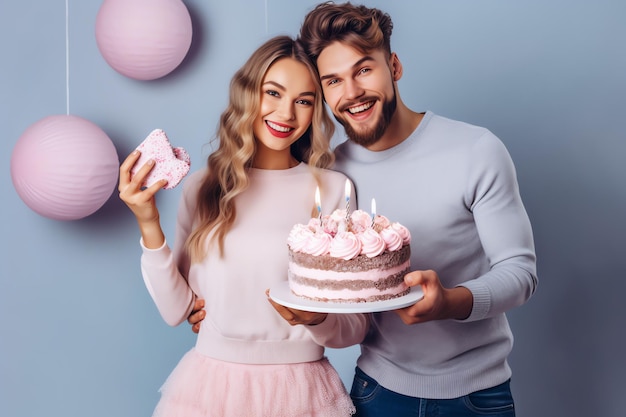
[268,281,424,314]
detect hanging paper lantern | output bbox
[10,115,119,221]
[95,0,193,80]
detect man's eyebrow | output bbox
[263,81,315,97]
[319,56,375,82]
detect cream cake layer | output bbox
[288,279,410,303]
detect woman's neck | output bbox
[252,150,299,170]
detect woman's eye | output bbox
[296,99,313,106]
[266,90,280,97]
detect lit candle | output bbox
[371,198,376,227]
[344,179,351,220]
[315,186,322,219]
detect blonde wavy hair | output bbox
[186,36,335,261]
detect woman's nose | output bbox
[276,100,295,121]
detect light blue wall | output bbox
[1,1,625,416]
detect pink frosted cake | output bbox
[132,129,191,189]
[287,209,411,303]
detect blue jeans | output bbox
[350,367,515,417]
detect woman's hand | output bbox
[266,290,328,326]
[118,150,168,248]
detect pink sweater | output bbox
[139,163,365,364]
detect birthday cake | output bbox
[287,209,411,303]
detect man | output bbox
[192,2,537,416]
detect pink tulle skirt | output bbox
[152,348,355,417]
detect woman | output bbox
[118,36,355,416]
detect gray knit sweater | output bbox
[308,111,537,399]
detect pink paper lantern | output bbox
[10,115,119,221]
[95,0,193,80]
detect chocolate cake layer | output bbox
[288,245,410,271]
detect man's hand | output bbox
[187,298,205,334]
[266,289,328,326]
[394,270,473,325]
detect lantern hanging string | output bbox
[65,0,70,115]
[264,0,269,35]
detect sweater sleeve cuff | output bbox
[458,281,491,321]
[139,237,171,264]
[306,314,339,344]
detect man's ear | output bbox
[390,52,403,81]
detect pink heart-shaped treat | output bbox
[132,129,191,189]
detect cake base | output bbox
[269,281,424,313]
[291,287,410,304]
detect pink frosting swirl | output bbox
[330,209,347,222]
[303,232,332,256]
[329,231,362,260]
[288,208,410,260]
[391,222,411,245]
[331,209,351,234]
[287,224,314,252]
[307,218,322,232]
[373,214,391,232]
[380,227,403,252]
[350,210,372,234]
[321,215,339,236]
[359,228,386,257]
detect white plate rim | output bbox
[268,281,423,314]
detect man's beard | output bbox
[335,89,397,147]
